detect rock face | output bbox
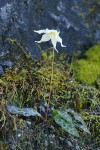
[0,0,100,66]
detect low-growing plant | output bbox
[53,109,90,137]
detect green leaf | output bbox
[58,111,72,124]
[77,124,90,134]
[54,115,79,137]
[53,109,58,116]
[67,109,84,124]
[66,109,90,134]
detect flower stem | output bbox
[45,48,54,121]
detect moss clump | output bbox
[73,44,100,84]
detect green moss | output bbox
[1,41,99,110]
[1,41,100,149]
[85,44,100,62]
[73,44,100,84]
[81,111,100,145]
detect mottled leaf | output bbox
[54,115,79,137]
[7,105,42,117]
[67,109,84,124]
[66,109,90,134]
[58,111,72,123]
[77,124,90,134]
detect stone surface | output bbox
[0,0,100,65]
[0,65,4,74]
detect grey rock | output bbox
[0,65,4,74]
[3,60,13,67]
[0,0,100,65]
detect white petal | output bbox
[47,29,57,34]
[57,35,66,47]
[34,29,47,34]
[54,48,58,52]
[51,38,58,52]
[35,33,50,43]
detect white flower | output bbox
[34,28,66,52]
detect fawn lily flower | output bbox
[34,28,66,52]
